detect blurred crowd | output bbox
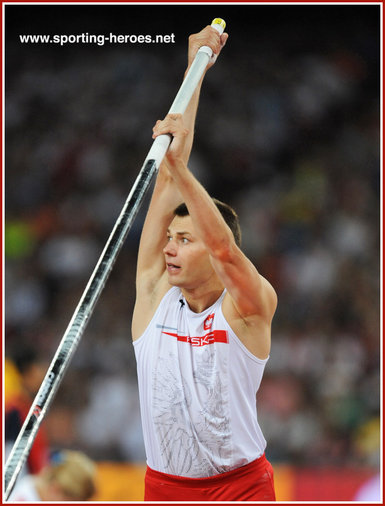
[5,6,380,473]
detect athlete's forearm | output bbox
[179,69,206,164]
[136,164,182,277]
[169,159,235,258]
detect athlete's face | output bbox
[163,215,215,289]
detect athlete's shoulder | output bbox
[132,282,178,341]
[158,285,181,306]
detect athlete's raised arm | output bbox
[152,113,277,358]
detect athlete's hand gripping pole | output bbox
[3,18,226,501]
[146,17,226,166]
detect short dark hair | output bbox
[173,199,242,247]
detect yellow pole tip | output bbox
[211,18,226,30]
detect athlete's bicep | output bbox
[132,272,170,340]
[136,163,182,283]
[209,245,277,322]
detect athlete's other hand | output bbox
[187,25,228,71]
[152,114,188,167]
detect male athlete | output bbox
[132,24,277,501]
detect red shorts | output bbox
[144,453,276,501]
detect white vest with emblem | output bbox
[133,286,268,478]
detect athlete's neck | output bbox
[181,284,224,313]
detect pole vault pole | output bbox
[4,18,226,501]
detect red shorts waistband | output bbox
[146,453,268,487]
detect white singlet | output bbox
[133,287,268,478]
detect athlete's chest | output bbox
[155,302,230,351]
